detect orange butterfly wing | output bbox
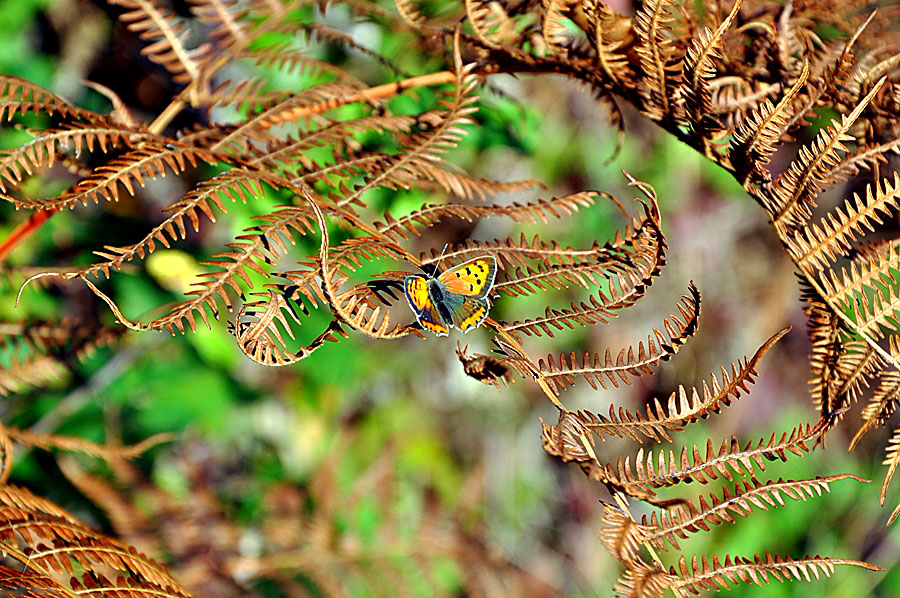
[404,275,449,336]
[451,297,490,332]
[437,257,497,298]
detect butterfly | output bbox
[404,256,498,336]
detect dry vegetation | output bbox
[1,0,900,596]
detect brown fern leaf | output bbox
[606,420,823,494]
[188,0,248,47]
[583,1,634,85]
[0,485,192,597]
[230,294,347,366]
[678,0,743,142]
[486,209,663,295]
[830,340,884,408]
[79,170,305,280]
[279,235,408,312]
[789,172,900,273]
[111,0,212,85]
[670,553,882,594]
[0,355,67,396]
[0,318,125,361]
[803,285,843,415]
[376,191,592,241]
[770,78,885,231]
[4,427,171,462]
[851,370,900,451]
[301,22,409,79]
[0,566,70,598]
[203,82,376,152]
[496,257,634,298]
[710,80,779,129]
[633,0,681,121]
[12,145,220,211]
[396,0,426,28]
[330,285,416,339]
[502,217,666,337]
[143,207,314,333]
[537,283,700,393]
[421,233,614,274]
[542,0,578,54]
[332,72,481,211]
[818,242,900,320]
[249,114,419,175]
[728,61,809,188]
[822,138,900,187]
[540,410,595,464]
[645,475,866,552]
[182,77,287,112]
[502,289,625,338]
[0,124,157,193]
[881,424,900,509]
[389,157,545,202]
[612,559,676,598]
[244,45,370,89]
[846,278,900,341]
[599,503,655,565]
[575,327,788,442]
[465,0,518,48]
[0,76,103,123]
[302,191,416,341]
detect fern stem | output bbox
[801,267,898,373]
[3,543,81,598]
[578,433,686,598]
[0,209,56,264]
[148,98,186,135]
[490,323,567,410]
[261,71,457,126]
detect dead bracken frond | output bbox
[396,0,900,540]
[575,327,789,442]
[0,0,897,596]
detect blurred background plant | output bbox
[0,0,899,596]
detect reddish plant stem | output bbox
[0,209,57,264]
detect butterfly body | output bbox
[404,256,497,336]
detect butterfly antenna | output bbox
[434,243,449,271]
[407,243,449,277]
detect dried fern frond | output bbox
[537,283,700,394]
[11,145,220,211]
[729,61,810,188]
[0,76,103,123]
[465,0,519,48]
[789,172,900,273]
[769,79,885,232]
[633,0,681,121]
[670,553,882,594]
[0,484,193,597]
[599,503,656,564]
[0,355,67,396]
[678,0,744,144]
[575,327,788,442]
[604,418,824,496]
[613,559,675,598]
[645,474,866,552]
[111,0,212,86]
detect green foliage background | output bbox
[1,0,898,595]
